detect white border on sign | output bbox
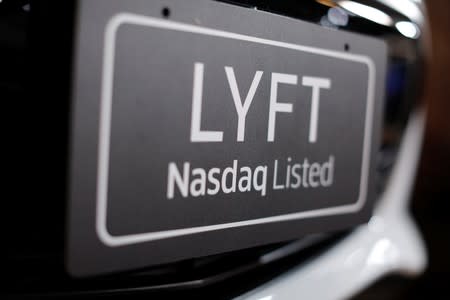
[96,13,376,247]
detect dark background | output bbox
[355,0,450,299]
[411,0,450,296]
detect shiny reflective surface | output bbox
[236,110,427,300]
[395,21,420,39]
[337,1,394,26]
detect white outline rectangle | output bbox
[96,13,376,247]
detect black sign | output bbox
[67,0,386,276]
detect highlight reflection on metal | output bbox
[337,1,394,26]
[395,21,421,39]
[377,0,424,25]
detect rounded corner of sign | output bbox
[106,12,134,37]
[96,219,122,247]
[360,56,376,76]
[351,192,367,213]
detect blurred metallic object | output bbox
[236,110,427,300]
